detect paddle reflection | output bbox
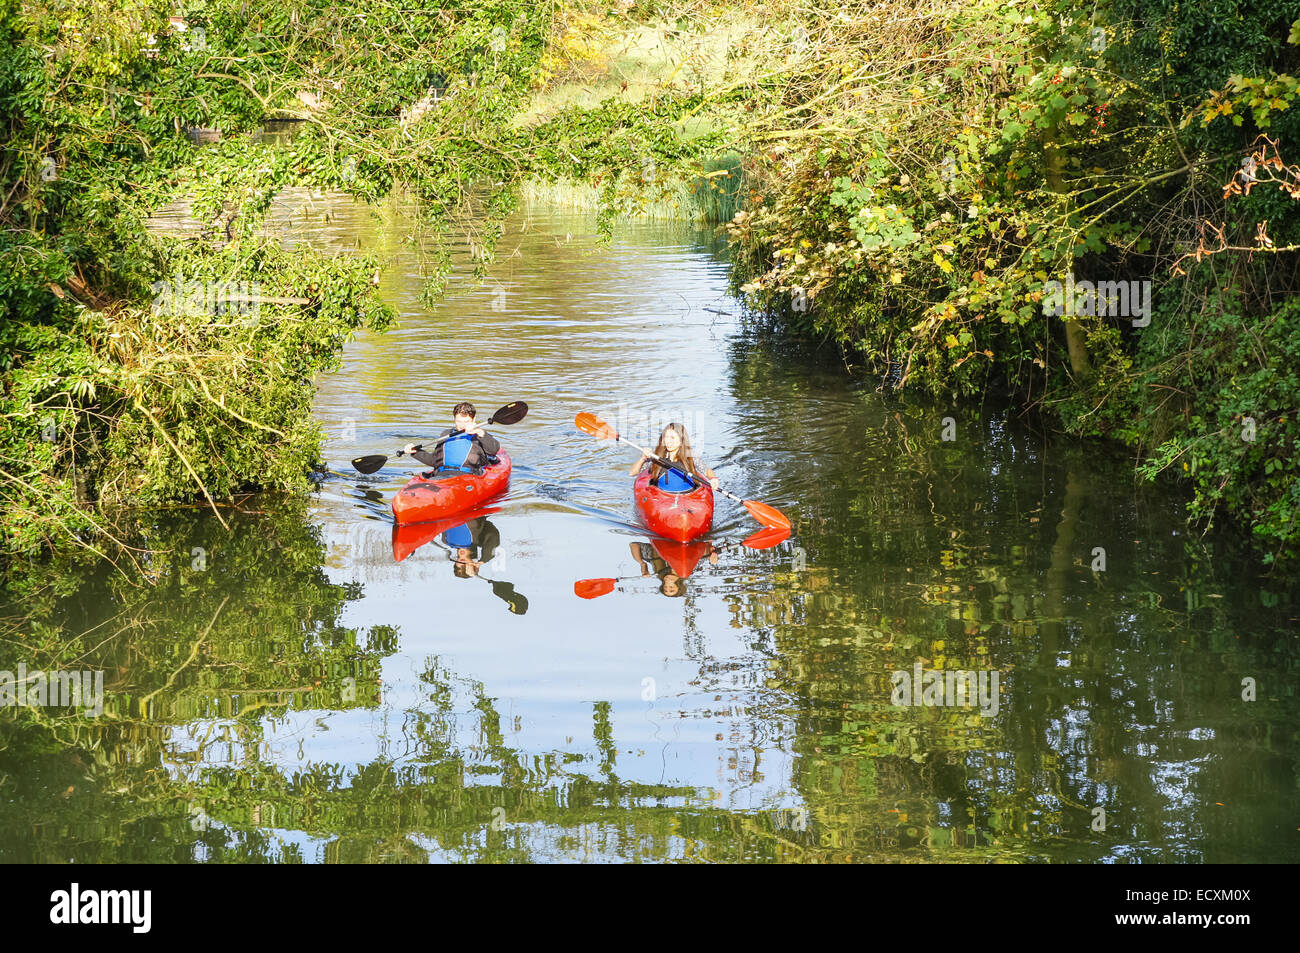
[573,538,719,600]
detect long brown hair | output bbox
[650,422,702,482]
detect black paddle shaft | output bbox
[350,401,527,474]
[623,443,703,489]
[406,401,528,455]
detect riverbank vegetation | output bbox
[715,0,1300,566]
[3,0,1298,570]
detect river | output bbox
[2,198,1297,863]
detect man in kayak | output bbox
[404,402,501,475]
[628,422,720,491]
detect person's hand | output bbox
[709,550,719,565]
[709,477,720,491]
[471,427,485,437]
[403,443,418,455]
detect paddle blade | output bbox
[742,526,791,550]
[351,454,388,475]
[743,499,791,530]
[574,578,617,599]
[574,412,617,441]
[489,401,528,426]
[491,581,529,614]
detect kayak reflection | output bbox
[573,527,791,600]
[390,507,528,614]
[632,538,718,597]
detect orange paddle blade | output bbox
[742,526,791,550]
[574,578,617,599]
[574,412,617,441]
[743,499,791,530]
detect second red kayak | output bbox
[634,470,714,542]
[392,452,511,526]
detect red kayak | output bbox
[634,470,713,542]
[391,452,511,526]
[391,507,501,562]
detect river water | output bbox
[2,200,1297,863]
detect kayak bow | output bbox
[633,470,713,542]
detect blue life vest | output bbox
[440,432,474,473]
[444,521,473,548]
[657,466,695,492]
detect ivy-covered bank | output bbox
[716,1,1300,566]
[3,0,1300,570]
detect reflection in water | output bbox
[391,511,527,614]
[391,507,502,563]
[631,538,717,598]
[3,202,1298,863]
[574,538,719,600]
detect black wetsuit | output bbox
[411,428,501,473]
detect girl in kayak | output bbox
[405,402,500,474]
[628,422,720,492]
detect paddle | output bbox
[740,525,793,550]
[487,579,529,615]
[573,526,792,599]
[573,412,791,530]
[574,578,618,599]
[351,401,528,475]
